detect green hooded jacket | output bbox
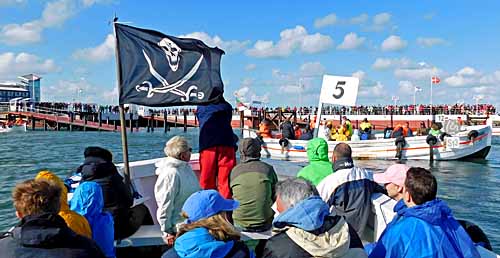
[297,138,333,186]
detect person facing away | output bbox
[229,138,278,232]
[0,179,105,258]
[35,171,92,238]
[197,98,238,199]
[70,181,115,258]
[360,118,372,133]
[77,146,147,239]
[317,143,385,237]
[154,136,201,245]
[257,178,367,258]
[298,125,313,140]
[280,120,295,140]
[369,168,480,258]
[162,190,255,258]
[296,138,333,186]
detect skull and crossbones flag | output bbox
[114,23,225,106]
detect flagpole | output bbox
[430,77,433,116]
[112,17,132,187]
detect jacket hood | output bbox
[35,171,69,211]
[174,227,234,258]
[273,196,330,231]
[155,156,190,175]
[306,138,329,162]
[285,217,351,257]
[69,181,104,224]
[13,213,69,247]
[398,198,453,225]
[239,138,261,162]
[78,156,118,180]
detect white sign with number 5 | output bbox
[319,75,359,106]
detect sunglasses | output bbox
[188,147,192,152]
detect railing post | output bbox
[129,112,133,133]
[151,114,155,132]
[183,111,187,132]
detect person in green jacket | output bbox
[296,138,333,186]
[429,123,442,137]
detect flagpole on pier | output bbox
[112,17,132,187]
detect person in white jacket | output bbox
[154,136,201,246]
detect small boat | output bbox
[113,156,499,258]
[242,125,492,161]
[0,123,26,133]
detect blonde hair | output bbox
[177,211,241,241]
[164,136,190,159]
[13,179,61,216]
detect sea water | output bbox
[0,129,499,251]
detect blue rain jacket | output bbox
[273,196,330,231]
[369,199,480,258]
[70,181,115,258]
[173,227,235,258]
[197,100,238,151]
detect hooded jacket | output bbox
[0,213,105,258]
[369,199,480,258]
[35,171,92,238]
[317,161,385,237]
[296,138,333,186]
[162,227,254,258]
[230,138,278,231]
[259,196,366,258]
[70,182,115,258]
[78,156,133,230]
[154,157,201,234]
[197,100,238,151]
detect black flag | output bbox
[114,23,225,106]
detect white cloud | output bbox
[398,81,415,95]
[365,12,392,32]
[479,70,500,84]
[352,70,366,81]
[337,32,365,50]
[44,78,117,104]
[245,63,257,71]
[178,32,250,53]
[381,35,407,51]
[352,70,385,98]
[0,52,59,79]
[246,25,333,58]
[349,14,369,25]
[0,0,104,45]
[372,57,412,70]
[444,66,481,87]
[314,13,338,28]
[416,37,447,47]
[394,66,443,80]
[73,34,114,62]
[234,78,269,104]
[299,61,326,77]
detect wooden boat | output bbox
[242,125,492,161]
[113,156,499,257]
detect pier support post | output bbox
[174,115,178,128]
[83,116,87,131]
[163,112,168,133]
[98,112,102,131]
[114,120,117,131]
[390,112,394,128]
[183,111,187,132]
[239,111,244,137]
[129,113,133,133]
[43,119,47,131]
[31,116,35,130]
[147,118,150,133]
[151,114,155,132]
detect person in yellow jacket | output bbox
[35,171,92,239]
[360,118,372,133]
[335,125,349,141]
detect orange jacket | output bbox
[259,123,272,138]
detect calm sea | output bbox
[0,129,499,252]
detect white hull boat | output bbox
[242,125,492,161]
[0,124,26,133]
[112,156,499,257]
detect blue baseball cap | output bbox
[182,190,239,224]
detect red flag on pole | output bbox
[431,76,441,84]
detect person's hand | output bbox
[162,233,176,246]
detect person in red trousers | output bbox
[196,97,238,199]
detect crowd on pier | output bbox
[0,99,492,258]
[6,101,496,117]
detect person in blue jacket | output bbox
[369,167,480,258]
[197,98,238,199]
[162,190,254,258]
[70,181,115,258]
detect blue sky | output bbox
[0,0,499,107]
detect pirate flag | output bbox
[114,23,225,106]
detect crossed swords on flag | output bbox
[135,50,205,101]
